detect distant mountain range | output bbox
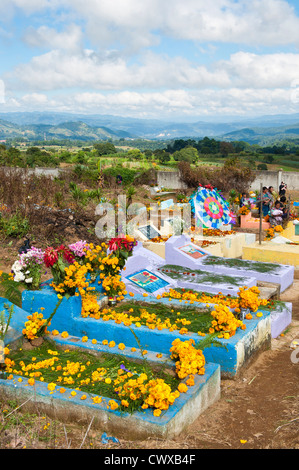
[1,111,299,144]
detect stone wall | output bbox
[251,169,299,192]
[156,169,299,192]
[0,166,62,178]
[157,170,188,190]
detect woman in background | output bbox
[269,200,284,227]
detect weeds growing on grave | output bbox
[4,339,182,415]
[201,256,281,273]
[159,264,248,287]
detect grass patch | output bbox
[159,264,248,286]
[0,211,30,239]
[6,339,180,415]
[113,300,214,334]
[201,256,281,273]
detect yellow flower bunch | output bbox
[162,288,240,309]
[22,312,48,340]
[51,262,91,297]
[101,274,126,299]
[15,356,59,376]
[81,292,100,318]
[150,236,171,244]
[274,225,283,232]
[265,228,274,240]
[114,371,179,415]
[100,255,120,272]
[239,206,250,215]
[170,338,205,379]
[237,286,268,312]
[114,371,148,402]
[144,378,179,412]
[163,286,268,315]
[83,242,107,272]
[83,304,186,333]
[210,303,245,338]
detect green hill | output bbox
[221,123,299,144]
[0,119,132,141]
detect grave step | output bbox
[256,281,280,300]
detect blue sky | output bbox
[1,0,299,121]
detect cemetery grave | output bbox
[0,182,296,442]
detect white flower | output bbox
[14,272,25,282]
[25,277,33,284]
[12,261,23,272]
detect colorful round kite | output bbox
[193,186,232,229]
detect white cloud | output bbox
[3,0,299,48]
[7,48,299,93]
[7,49,232,91]
[163,0,299,46]
[22,24,82,51]
[2,87,297,119]
[66,0,299,48]
[220,52,299,88]
[0,0,60,21]
[21,93,48,104]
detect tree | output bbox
[257,163,268,170]
[173,146,199,163]
[94,142,117,156]
[143,149,153,158]
[263,154,274,164]
[153,149,170,163]
[220,141,234,158]
[196,137,220,154]
[6,147,22,166]
[127,149,143,160]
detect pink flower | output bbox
[69,240,88,258]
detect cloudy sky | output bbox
[1,0,299,120]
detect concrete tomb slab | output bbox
[135,223,162,241]
[165,235,210,270]
[0,351,220,440]
[157,265,257,296]
[165,235,294,293]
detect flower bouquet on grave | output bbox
[11,246,45,291]
[68,240,89,263]
[107,235,137,271]
[238,205,250,215]
[22,309,50,347]
[35,261,91,340]
[101,273,127,305]
[81,242,108,281]
[43,245,76,286]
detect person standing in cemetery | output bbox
[279,181,287,197]
[257,187,272,217]
[279,196,289,226]
[269,200,284,227]
[240,192,248,208]
[268,186,278,206]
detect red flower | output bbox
[44,247,59,267]
[109,236,129,252]
[57,245,75,264]
[44,245,75,268]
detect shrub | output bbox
[178,160,255,194]
[102,166,137,186]
[0,211,30,238]
[257,163,268,170]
